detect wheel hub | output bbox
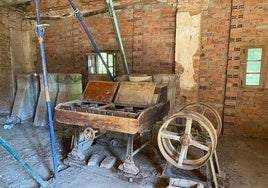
[179,134,191,146]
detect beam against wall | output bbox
[0,0,31,6]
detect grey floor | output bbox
[0,121,268,188]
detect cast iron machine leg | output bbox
[118,134,139,175]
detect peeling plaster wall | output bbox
[10,30,36,74]
[0,8,36,115]
[0,8,14,114]
[175,0,210,108]
[175,12,201,106]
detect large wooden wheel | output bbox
[179,102,222,137]
[157,110,217,170]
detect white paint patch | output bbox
[175,12,201,90]
[256,24,268,30]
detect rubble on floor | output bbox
[0,121,267,188]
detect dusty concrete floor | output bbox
[0,121,268,188]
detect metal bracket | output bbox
[118,134,139,175]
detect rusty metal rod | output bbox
[132,140,151,157]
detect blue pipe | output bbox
[33,0,59,180]
[68,0,115,81]
[0,136,48,187]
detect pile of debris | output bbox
[0,116,21,130]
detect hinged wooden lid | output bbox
[114,81,156,107]
[82,81,119,103]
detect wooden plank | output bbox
[154,84,168,103]
[114,82,156,107]
[54,107,140,134]
[54,99,169,134]
[0,0,30,6]
[82,81,119,103]
[138,101,170,133]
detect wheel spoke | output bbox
[160,130,181,141]
[183,145,188,159]
[179,102,222,137]
[185,118,192,134]
[190,139,210,151]
[163,139,178,157]
[178,145,188,165]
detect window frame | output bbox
[241,45,268,89]
[87,51,117,77]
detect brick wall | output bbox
[199,0,232,117]
[224,0,268,137]
[0,7,37,115]
[134,4,176,74]
[199,0,268,137]
[0,8,12,114]
[1,0,267,137]
[235,91,268,137]
[28,0,177,86]
[0,8,22,114]
[44,18,75,73]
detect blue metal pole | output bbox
[0,136,48,187]
[33,0,59,180]
[67,0,115,81]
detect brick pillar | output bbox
[132,4,144,74]
[223,1,245,133]
[72,19,86,86]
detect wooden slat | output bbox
[54,100,170,134]
[138,101,170,133]
[114,82,156,107]
[0,0,30,6]
[82,81,119,103]
[154,84,168,103]
[54,107,140,134]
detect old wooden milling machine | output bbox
[15,0,224,186]
[55,81,222,187]
[55,81,170,174]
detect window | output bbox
[242,46,268,88]
[87,52,116,76]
